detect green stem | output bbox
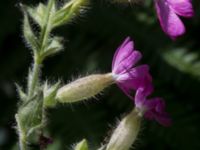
[28,0,55,97]
[16,114,27,150]
[28,57,40,97]
[18,1,56,150]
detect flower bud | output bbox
[106,109,141,150]
[56,73,114,103]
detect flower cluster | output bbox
[112,37,171,126]
[15,0,196,149]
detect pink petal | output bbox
[112,37,141,74]
[144,98,172,127]
[134,88,147,108]
[117,65,153,99]
[114,50,142,74]
[167,0,194,17]
[139,73,154,96]
[155,0,186,39]
[112,37,132,71]
[118,65,149,81]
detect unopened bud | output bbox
[106,109,141,150]
[56,73,114,103]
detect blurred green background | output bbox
[0,0,200,150]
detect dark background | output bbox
[0,0,200,150]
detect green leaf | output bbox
[163,49,200,79]
[74,139,89,150]
[23,9,39,53]
[40,36,63,59]
[52,0,89,28]
[52,4,72,28]
[15,84,27,101]
[18,90,43,133]
[27,3,47,28]
[43,81,60,108]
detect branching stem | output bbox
[17,1,56,150]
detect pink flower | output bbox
[111,37,171,126]
[135,87,172,126]
[112,37,153,99]
[154,0,194,39]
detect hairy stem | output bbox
[16,114,27,150]
[28,57,41,97]
[28,0,55,97]
[17,1,56,150]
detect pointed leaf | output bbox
[52,0,89,28]
[41,36,63,59]
[27,3,47,27]
[15,84,27,101]
[23,9,39,52]
[43,81,60,108]
[74,139,89,150]
[163,49,200,78]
